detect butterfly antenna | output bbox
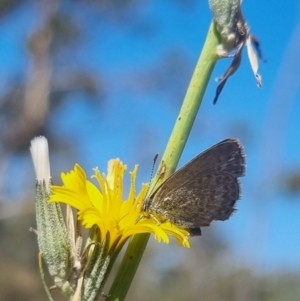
[136,155,160,225]
[150,154,159,182]
[146,153,168,199]
[145,154,159,197]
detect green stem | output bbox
[107,21,219,301]
[38,252,55,301]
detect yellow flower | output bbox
[50,159,190,249]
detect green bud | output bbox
[31,137,75,297]
[209,0,242,54]
[209,0,265,104]
[31,137,127,301]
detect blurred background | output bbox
[1,0,300,300]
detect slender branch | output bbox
[107,21,219,301]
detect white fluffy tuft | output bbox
[30,136,51,184]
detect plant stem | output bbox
[107,21,219,301]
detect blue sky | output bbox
[1,0,300,273]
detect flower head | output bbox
[50,159,190,249]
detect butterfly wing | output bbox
[146,139,245,234]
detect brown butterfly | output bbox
[142,139,246,235]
